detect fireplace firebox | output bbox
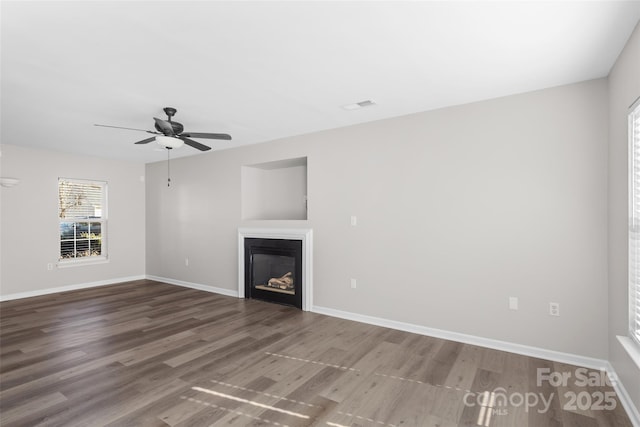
[244,238,303,309]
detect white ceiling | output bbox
[2,1,639,164]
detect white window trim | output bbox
[58,178,108,266]
[628,96,640,348]
[57,256,109,268]
[617,335,640,371]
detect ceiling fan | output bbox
[94,107,232,151]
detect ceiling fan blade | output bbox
[153,117,175,135]
[182,132,232,140]
[94,124,156,133]
[180,137,211,151]
[134,136,157,145]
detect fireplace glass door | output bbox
[245,238,302,308]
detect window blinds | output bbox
[629,100,640,345]
[59,179,105,219]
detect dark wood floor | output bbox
[0,280,633,426]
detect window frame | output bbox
[628,97,640,346]
[58,178,108,266]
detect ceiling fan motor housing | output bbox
[155,120,184,135]
[155,107,184,135]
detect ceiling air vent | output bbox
[341,100,377,110]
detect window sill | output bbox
[617,335,640,371]
[57,257,109,268]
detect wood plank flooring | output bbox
[0,280,633,426]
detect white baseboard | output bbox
[312,305,609,369]
[146,275,238,298]
[0,275,146,302]
[312,305,639,427]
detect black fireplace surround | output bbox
[244,238,303,309]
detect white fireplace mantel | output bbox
[238,228,313,311]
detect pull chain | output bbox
[167,148,171,187]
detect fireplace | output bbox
[244,238,302,308]
[238,228,313,311]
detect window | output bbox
[628,99,640,345]
[58,178,107,263]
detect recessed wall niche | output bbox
[241,157,308,220]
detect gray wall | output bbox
[146,78,609,359]
[608,22,640,407]
[0,144,146,295]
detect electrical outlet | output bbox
[185,258,189,267]
[351,278,357,289]
[549,302,560,316]
[509,297,518,310]
[351,216,357,226]
[47,263,53,271]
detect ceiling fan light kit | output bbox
[155,136,184,149]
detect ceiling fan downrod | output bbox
[164,107,177,121]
